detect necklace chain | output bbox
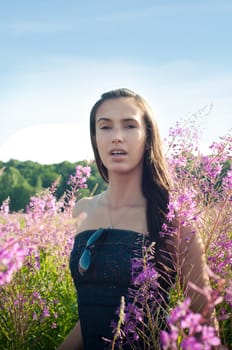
[107,191,113,228]
[107,191,148,234]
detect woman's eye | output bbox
[126,124,136,129]
[100,125,111,130]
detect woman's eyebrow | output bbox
[96,116,139,123]
[96,117,111,123]
[122,118,138,122]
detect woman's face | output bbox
[95,97,146,176]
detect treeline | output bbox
[0,157,231,213]
[0,159,107,212]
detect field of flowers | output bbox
[0,117,231,349]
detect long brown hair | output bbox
[90,88,176,302]
[89,88,171,243]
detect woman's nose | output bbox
[112,137,122,144]
[112,129,123,144]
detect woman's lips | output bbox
[109,149,127,158]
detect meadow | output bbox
[0,116,231,349]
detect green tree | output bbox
[0,166,35,211]
[87,161,107,195]
[9,183,34,212]
[0,159,108,211]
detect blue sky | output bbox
[0,0,231,164]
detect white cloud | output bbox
[0,123,94,164]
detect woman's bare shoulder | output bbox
[72,196,93,218]
[72,195,99,218]
[72,192,106,233]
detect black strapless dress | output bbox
[69,228,152,350]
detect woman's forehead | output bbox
[96,97,143,119]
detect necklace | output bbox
[106,191,148,234]
[107,191,113,228]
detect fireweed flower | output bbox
[222,168,232,193]
[131,254,159,290]
[180,313,202,333]
[0,197,10,215]
[201,156,223,182]
[160,327,178,350]
[169,155,187,169]
[200,325,221,348]
[66,165,91,210]
[110,302,143,345]
[181,337,203,350]
[168,297,191,324]
[123,303,143,342]
[68,165,91,190]
[164,112,207,159]
[160,298,221,350]
[209,134,232,160]
[208,232,232,276]
[27,192,58,218]
[74,165,91,179]
[167,188,198,225]
[0,238,27,286]
[111,302,144,346]
[225,281,232,307]
[42,306,50,318]
[111,247,163,348]
[207,230,232,310]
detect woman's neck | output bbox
[107,172,145,208]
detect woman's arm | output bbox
[179,227,218,327]
[56,198,89,349]
[57,320,83,350]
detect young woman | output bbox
[57,88,214,350]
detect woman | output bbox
[57,88,213,350]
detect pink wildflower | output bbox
[0,238,27,286]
